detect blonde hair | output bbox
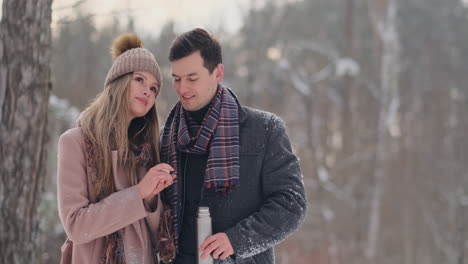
[78,73,160,199]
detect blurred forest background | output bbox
[2,0,468,263]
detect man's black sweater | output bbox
[175,105,209,264]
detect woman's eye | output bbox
[135,77,143,82]
[150,87,157,93]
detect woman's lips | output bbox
[136,97,148,106]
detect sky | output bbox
[50,0,266,37]
[0,0,277,36]
[3,0,465,37]
[2,0,465,36]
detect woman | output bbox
[57,33,174,264]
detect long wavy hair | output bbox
[78,73,160,199]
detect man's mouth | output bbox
[182,95,195,100]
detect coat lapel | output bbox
[111,150,146,254]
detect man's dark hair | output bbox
[169,28,222,73]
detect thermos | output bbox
[197,206,214,264]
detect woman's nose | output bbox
[142,84,150,96]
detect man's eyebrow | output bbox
[172,72,198,78]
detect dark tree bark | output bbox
[0,0,53,262]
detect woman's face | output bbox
[128,71,160,120]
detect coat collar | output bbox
[239,104,247,124]
[225,86,247,124]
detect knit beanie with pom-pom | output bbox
[104,33,162,88]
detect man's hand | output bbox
[199,232,234,260]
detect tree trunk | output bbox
[365,0,401,261]
[0,0,52,262]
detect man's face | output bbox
[171,51,224,111]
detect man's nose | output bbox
[178,79,189,92]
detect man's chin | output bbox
[181,103,201,112]
[181,105,195,111]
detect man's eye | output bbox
[189,78,198,82]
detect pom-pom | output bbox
[110,33,143,61]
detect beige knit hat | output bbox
[104,33,162,88]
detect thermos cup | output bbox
[197,206,214,264]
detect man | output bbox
[158,28,307,264]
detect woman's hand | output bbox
[137,163,175,200]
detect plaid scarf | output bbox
[158,84,240,263]
[83,133,152,264]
